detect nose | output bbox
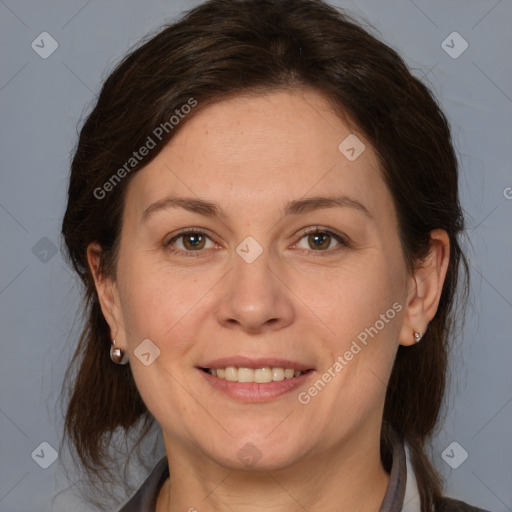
[215,250,295,334]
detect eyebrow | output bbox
[141,194,372,223]
[286,195,372,218]
[141,196,223,223]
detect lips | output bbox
[199,356,313,372]
[196,356,315,402]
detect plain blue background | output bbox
[0,1,511,510]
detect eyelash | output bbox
[297,226,351,253]
[163,227,351,257]
[163,228,217,258]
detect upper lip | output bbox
[199,356,314,372]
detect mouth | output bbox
[199,366,313,382]
[196,357,315,402]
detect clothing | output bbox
[119,456,168,512]
[118,439,489,512]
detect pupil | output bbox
[309,233,330,250]
[185,233,204,249]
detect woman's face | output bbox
[99,89,419,470]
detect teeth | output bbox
[225,366,237,381]
[254,367,273,383]
[272,367,285,381]
[205,366,305,382]
[237,367,255,383]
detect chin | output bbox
[199,433,310,472]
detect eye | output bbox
[166,230,216,252]
[295,228,348,252]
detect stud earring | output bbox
[413,331,422,344]
[110,339,129,365]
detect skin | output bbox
[88,89,449,512]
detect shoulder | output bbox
[435,496,491,512]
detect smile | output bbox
[197,356,315,402]
[200,366,310,383]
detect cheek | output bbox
[117,260,215,428]
[302,256,405,347]
[116,254,215,347]
[296,262,404,426]
[294,250,406,419]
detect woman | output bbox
[61,0,487,511]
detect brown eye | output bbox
[182,233,206,250]
[167,231,215,253]
[307,232,332,250]
[295,228,348,253]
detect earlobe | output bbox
[86,242,122,341]
[398,230,450,347]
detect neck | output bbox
[157,430,390,512]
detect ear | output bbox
[87,242,124,349]
[398,229,450,347]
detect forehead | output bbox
[124,88,393,222]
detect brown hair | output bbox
[61,0,468,509]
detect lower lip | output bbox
[197,369,315,403]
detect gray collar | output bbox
[379,435,408,512]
